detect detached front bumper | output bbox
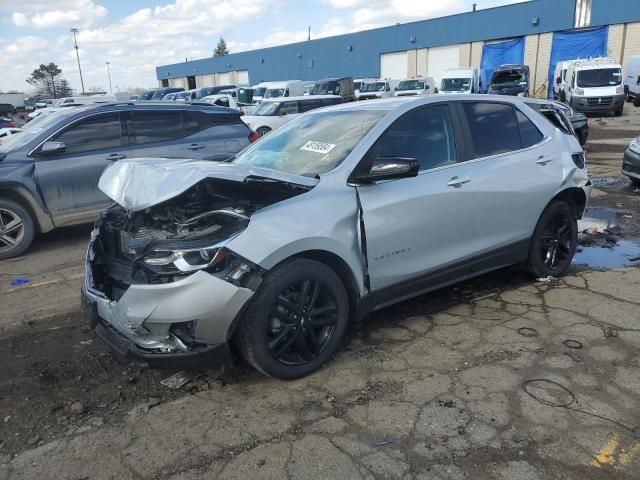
[82,238,254,369]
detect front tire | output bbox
[237,258,350,379]
[526,201,578,278]
[0,199,35,260]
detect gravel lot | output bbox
[1,105,640,480]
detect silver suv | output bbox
[82,95,591,379]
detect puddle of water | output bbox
[573,240,640,269]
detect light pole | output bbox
[70,28,85,95]
[105,61,112,93]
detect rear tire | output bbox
[0,199,35,260]
[237,258,350,379]
[526,201,578,278]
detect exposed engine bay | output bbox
[89,176,311,301]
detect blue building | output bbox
[156,0,640,98]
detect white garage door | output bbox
[380,51,408,80]
[218,72,231,85]
[428,46,460,85]
[237,70,249,85]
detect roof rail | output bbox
[96,102,135,107]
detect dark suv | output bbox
[0,102,256,258]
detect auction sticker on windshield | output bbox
[300,140,336,154]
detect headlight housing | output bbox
[575,87,584,96]
[629,137,640,155]
[616,85,624,94]
[143,247,228,273]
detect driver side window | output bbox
[52,113,122,155]
[367,105,457,172]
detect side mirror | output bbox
[354,156,419,184]
[40,141,66,155]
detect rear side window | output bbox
[132,111,183,144]
[515,110,544,148]
[279,101,299,115]
[299,99,323,112]
[367,104,457,171]
[182,111,237,136]
[53,113,122,154]
[462,102,521,158]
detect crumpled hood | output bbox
[98,158,318,212]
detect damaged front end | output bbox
[82,159,315,369]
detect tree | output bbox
[213,37,229,56]
[26,63,73,98]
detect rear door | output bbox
[127,109,246,161]
[355,103,475,298]
[34,112,127,220]
[455,101,562,271]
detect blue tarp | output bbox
[480,37,525,93]
[548,27,608,98]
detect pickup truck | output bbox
[0,101,256,259]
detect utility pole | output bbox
[308,26,311,41]
[70,28,85,94]
[105,62,112,93]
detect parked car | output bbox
[488,64,530,97]
[195,85,237,99]
[553,60,573,101]
[200,94,255,113]
[623,55,640,106]
[137,90,157,101]
[439,68,484,94]
[251,82,269,102]
[264,81,305,99]
[151,87,184,100]
[565,58,625,115]
[354,78,375,100]
[0,127,21,144]
[0,104,16,116]
[82,94,591,378]
[0,102,257,259]
[395,78,436,96]
[24,97,42,111]
[162,93,178,101]
[622,136,640,185]
[525,99,588,147]
[311,77,355,102]
[175,89,198,101]
[241,95,341,137]
[358,80,400,100]
[303,83,315,95]
[0,117,16,128]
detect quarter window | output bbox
[132,111,183,144]
[279,101,299,115]
[53,113,122,154]
[299,99,323,112]
[367,105,457,171]
[515,110,544,148]
[462,102,521,158]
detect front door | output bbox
[355,103,475,300]
[34,112,126,222]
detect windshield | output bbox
[441,78,471,92]
[363,82,386,92]
[264,88,285,98]
[233,110,385,176]
[251,102,280,116]
[398,80,425,91]
[0,109,69,153]
[311,81,336,95]
[254,87,267,97]
[490,70,526,88]
[577,68,622,87]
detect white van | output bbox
[354,78,375,99]
[263,80,305,99]
[394,77,436,96]
[358,80,400,100]
[553,61,573,101]
[252,82,269,102]
[439,68,483,94]
[52,94,124,107]
[565,58,625,115]
[624,56,640,105]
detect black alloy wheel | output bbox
[267,279,338,366]
[527,201,577,278]
[237,258,349,379]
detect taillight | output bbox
[248,131,259,143]
[571,152,585,169]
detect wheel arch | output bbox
[0,185,53,233]
[549,187,587,219]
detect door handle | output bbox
[536,155,552,165]
[188,143,205,150]
[106,153,126,161]
[447,176,471,188]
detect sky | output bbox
[0,0,527,94]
